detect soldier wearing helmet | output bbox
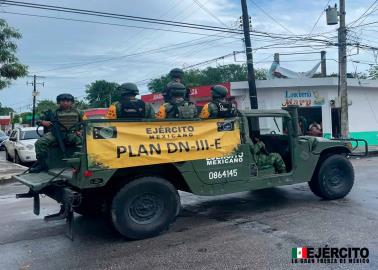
[156,82,197,119]
[106,82,155,119]
[199,85,237,119]
[162,68,189,101]
[31,93,83,173]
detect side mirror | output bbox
[9,137,17,142]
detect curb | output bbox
[0,177,17,185]
[0,161,28,185]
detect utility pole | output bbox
[240,0,258,109]
[338,0,349,138]
[27,75,45,127]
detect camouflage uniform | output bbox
[107,101,155,119]
[199,85,237,119]
[156,82,197,119]
[251,141,286,174]
[107,82,155,119]
[35,108,82,163]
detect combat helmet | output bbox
[118,82,139,95]
[166,82,186,97]
[56,93,74,103]
[211,85,228,98]
[169,68,184,79]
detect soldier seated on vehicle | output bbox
[162,68,190,102]
[106,83,155,119]
[251,137,286,174]
[156,82,197,119]
[30,93,83,173]
[199,85,237,119]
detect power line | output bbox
[308,0,331,36]
[0,0,243,34]
[0,10,240,38]
[0,0,339,44]
[248,0,294,34]
[32,36,236,73]
[192,0,229,28]
[348,0,378,27]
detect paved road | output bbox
[0,157,377,270]
[0,151,28,182]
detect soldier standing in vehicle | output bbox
[251,137,286,174]
[31,93,82,173]
[156,82,197,119]
[199,85,237,119]
[162,68,190,101]
[106,82,155,119]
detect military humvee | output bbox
[14,108,365,240]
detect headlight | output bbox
[26,144,34,150]
[18,146,25,150]
[345,142,353,151]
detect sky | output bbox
[0,0,377,112]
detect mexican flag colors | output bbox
[292,247,308,259]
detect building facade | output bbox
[232,78,378,146]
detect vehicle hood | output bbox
[299,136,351,151]
[18,139,38,147]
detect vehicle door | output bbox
[190,118,252,185]
[7,130,18,158]
[246,115,293,178]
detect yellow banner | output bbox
[86,119,240,169]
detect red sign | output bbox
[141,93,164,103]
[141,82,230,103]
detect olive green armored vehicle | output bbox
[14,108,365,240]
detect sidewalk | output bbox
[0,159,27,185]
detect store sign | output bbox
[282,90,325,107]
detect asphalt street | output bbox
[0,153,377,270]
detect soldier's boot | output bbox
[29,159,47,173]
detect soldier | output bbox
[199,85,237,119]
[106,82,155,119]
[251,137,286,174]
[156,82,197,119]
[162,68,189,101]
[31,93,82,173]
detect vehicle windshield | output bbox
[0,130,6,138]
[20,130,41,140]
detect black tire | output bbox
[5,148,12,162]
[111,176,180,240]
[14,151,21,164]
[309,154,354,200]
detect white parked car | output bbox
[4,127,42,164]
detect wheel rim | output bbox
[324,165,347,191]
[128,193,164,225]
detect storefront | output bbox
[231,78,378,145]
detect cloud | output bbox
[0,0,375,110]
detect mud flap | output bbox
[44,188,79,241]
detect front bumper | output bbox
[18,150,36,162]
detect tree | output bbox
[147,64,267,93]
[74,99,90,110]
[0,102,14,115]
[368,65,378,79]
[36,99,57,115]
[85,80,119,107]
[0,19,28,90]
